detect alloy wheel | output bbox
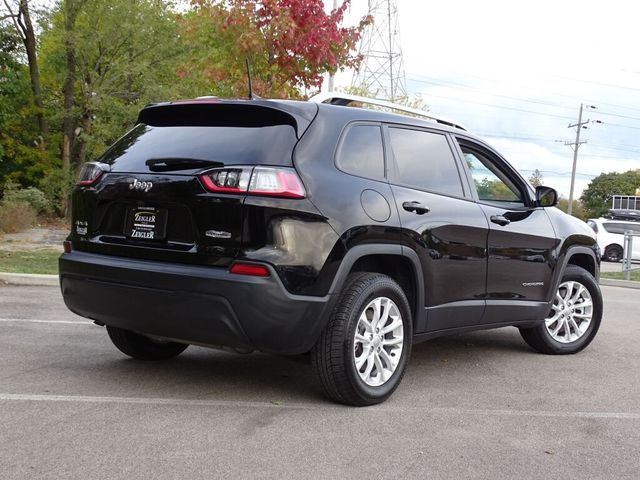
[353,296,404,387]
[545,281,593,343]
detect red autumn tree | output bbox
[179,0,370,98]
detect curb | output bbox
[0,272,59,287]
[599,278,640,290]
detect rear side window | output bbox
[388,127,463,196]
[337,124,385,180]
[602,222,640,234]
[587,220,598,234]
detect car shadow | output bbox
[88,327,532,403]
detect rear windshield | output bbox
[98,123,298,172]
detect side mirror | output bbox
[535,186,558,207]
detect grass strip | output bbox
[601,270,640,282]
[0,250,60,275]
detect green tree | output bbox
[40,0,184,169]
[1,0,48,139]
[475,177,517,201]
[0,24,51,187]
[556,197,586,220]
[580,170,640,218]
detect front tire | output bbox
[106,326,188,360]
[311,273,412,406]
[519,265,602,354]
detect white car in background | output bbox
[587,218,640,262]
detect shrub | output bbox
[38,168,75,217]
[2,184,48,214]
[0,200,37,233]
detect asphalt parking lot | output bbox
[1,284,639,479]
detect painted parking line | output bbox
[1,393,639,419]
[0,318,89,325]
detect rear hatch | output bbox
[70,99,318,267]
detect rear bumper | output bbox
[59,251,334,354]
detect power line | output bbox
[422,92,576,121]
[601,122,640,131]
[476,132,564,143]
[473,131,640,154]
[409,87,640,133]
[408,70,640,114]
[500,148,638,161]
[595,110,640,122]
[406,76,576,111]
[543,73,640,93]
[518,168,598,178]
[584,143,640,154]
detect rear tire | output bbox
[106,326,188,360]
[604,244,623,262]
[311,273,412,406]
[519,265,602,355]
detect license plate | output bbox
[125,206,168,241]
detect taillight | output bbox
[77,162,109,186]
[63,241,72,253]
[200,166,305,199]
[229,262,271,277]
[200,167,251,193]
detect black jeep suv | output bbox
[59,93,603,406]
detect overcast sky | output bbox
[327,0,640,199]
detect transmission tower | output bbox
[351,0,407,102]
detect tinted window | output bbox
[602,222,640,234]
[388,128,463,196]
[461,147,524,207]
[337,125,385,179]
[98,123,298,173]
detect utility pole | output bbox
[327,0,338,91]
[565,104,594,215]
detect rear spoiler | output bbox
[138,99,318,138]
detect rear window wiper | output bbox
[145,157,223,172]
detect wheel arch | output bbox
[566,251,598,278]
[548,245,600,304]
[328,244,425,330]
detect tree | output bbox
[59,0,84,169]
[556,197,586,220]
[580,170,640,218]
[179,0,370,98]
[41,0,183,169]
[1,0,47,139]
[339,84,430,114]
[528,169,543,187]
[0,24,51,187]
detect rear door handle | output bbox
[490,215,511,226]
[402,201,430,215]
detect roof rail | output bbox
[309,91,467,131]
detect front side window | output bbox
[337,124,385,180]
[461,147,524,207]
[388,127,463,196]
